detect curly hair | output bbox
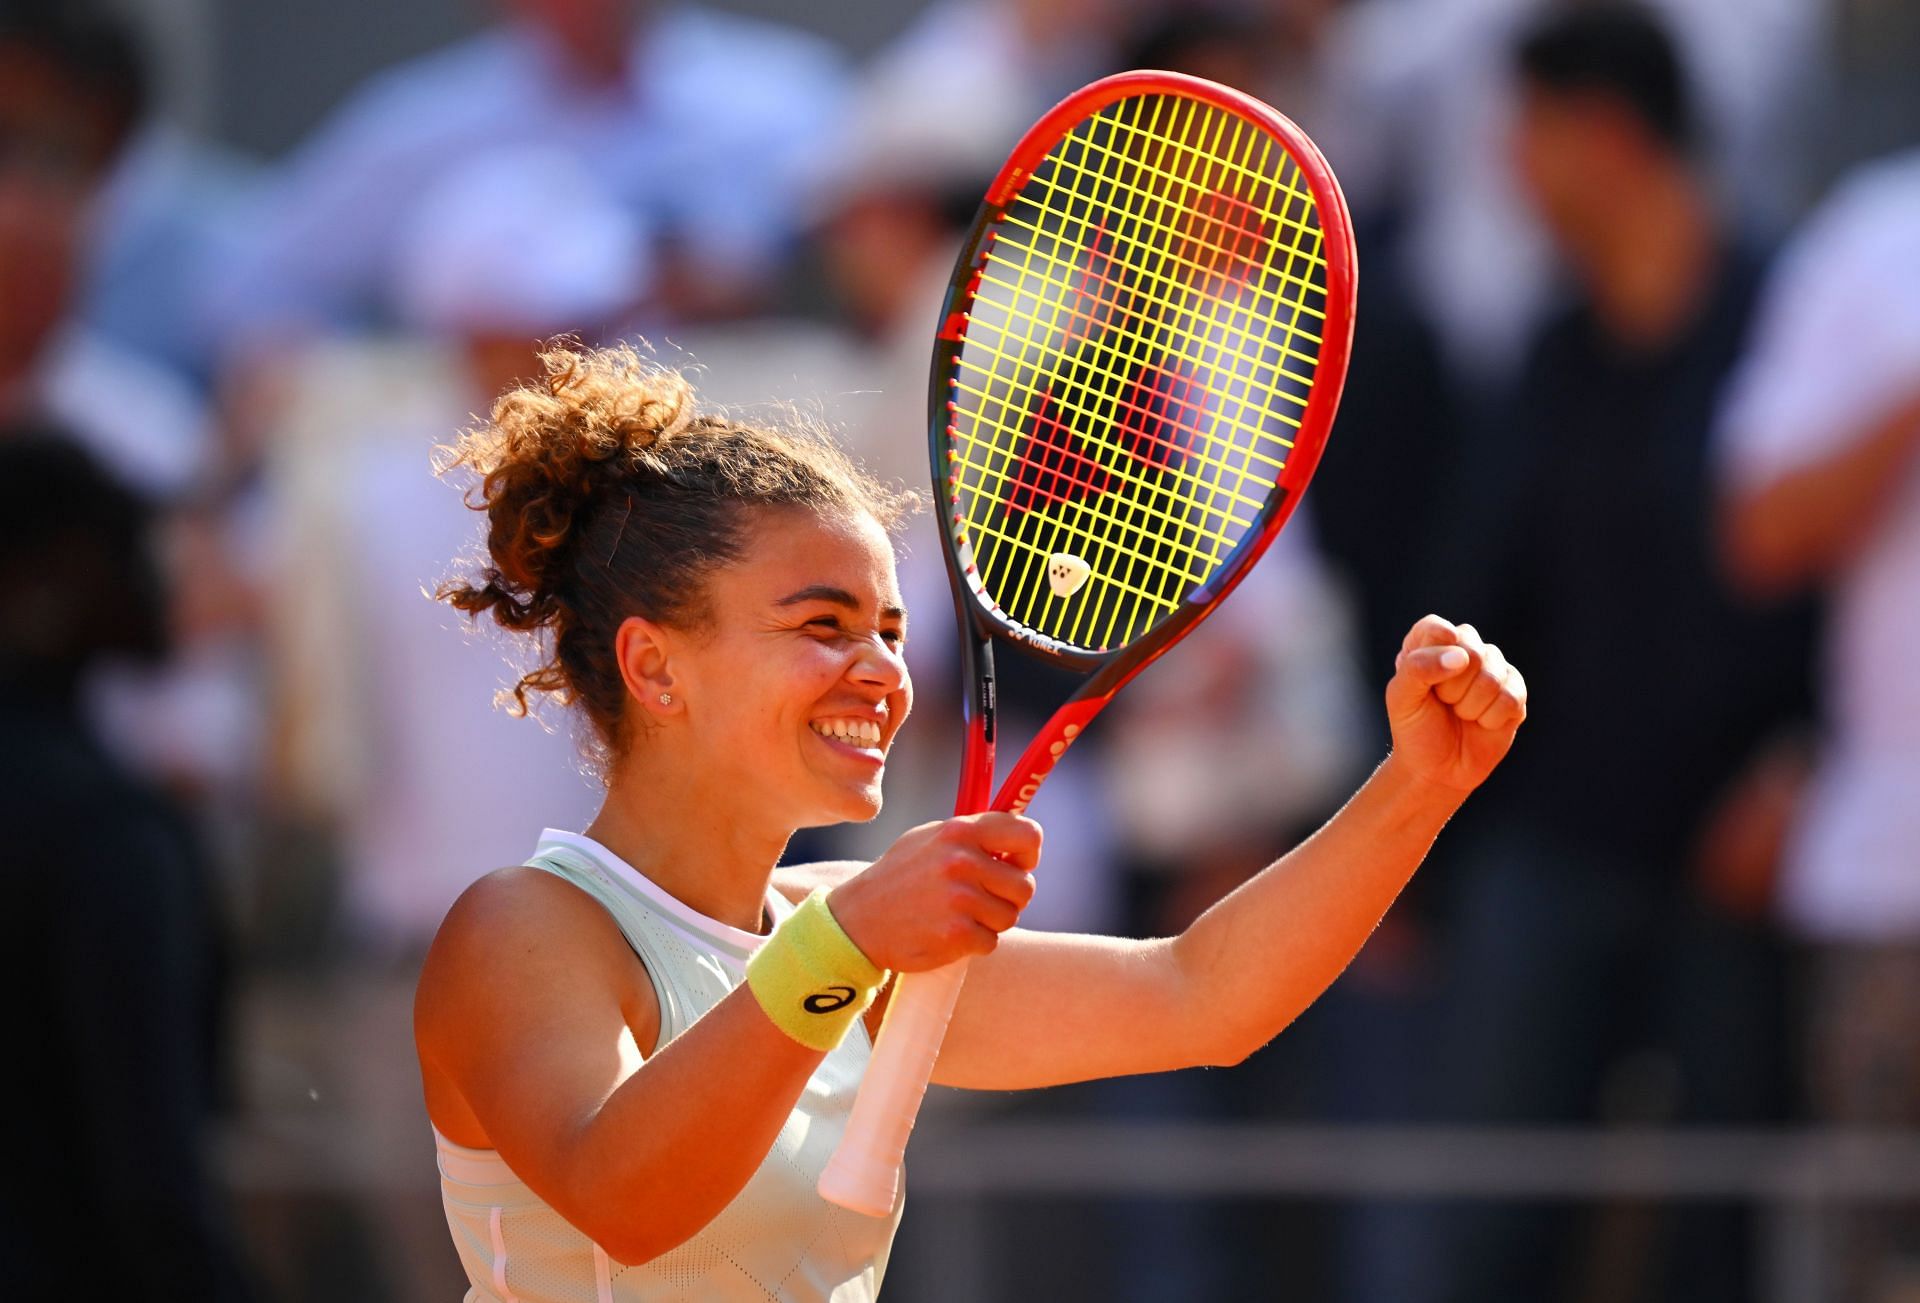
[437,341,910,763]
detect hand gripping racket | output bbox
[818,70,1356,1216]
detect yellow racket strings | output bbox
[947,91,1329,652]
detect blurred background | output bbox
[5,0,1920,1298]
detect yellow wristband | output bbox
[746,890,888,1052]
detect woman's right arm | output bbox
[414,812,1041,1266]
[414,868,823,1267]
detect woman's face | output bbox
[662,507,913,830]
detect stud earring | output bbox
[658,692,673,706]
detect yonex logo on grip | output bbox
[804,986,857,1014]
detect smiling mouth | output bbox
[810,717,885,752]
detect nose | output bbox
[849,631,909,696]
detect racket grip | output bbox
[817,958,972,1216]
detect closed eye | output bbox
[805,615,905,649]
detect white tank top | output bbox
[434,829,903,1301]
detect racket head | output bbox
[929,70,1356,680]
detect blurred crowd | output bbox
[4,0,1918,1298]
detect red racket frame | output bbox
[936,69,1357,815]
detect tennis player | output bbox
[414,343,1526,1300]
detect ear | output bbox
[614,615,680,717]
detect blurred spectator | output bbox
[270,147,632,960]
[1717,145,1920,1302]
[0,430,254,1299]
[0,0,210,500]
[856,0,1125,179]
[0,0,259,852]
[1421,8,1817,1300]
[205,0,848,355]
[81,119,262,390]
[1317,0,1822,385]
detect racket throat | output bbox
[995,696,1106,815]
[970,636,997,746]
[953,635,998,814]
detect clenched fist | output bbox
[1385,614,1528,793]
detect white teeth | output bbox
[812,719,882,748]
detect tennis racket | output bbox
[817,70,1357,1216]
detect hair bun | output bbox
[437,342,695,628]
[539,342,695,457]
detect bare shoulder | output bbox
[415,865,662,1151]
[422,866,625,970]
[415,866,658,1068]
[770,859,868,905]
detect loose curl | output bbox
[437,342,910,765]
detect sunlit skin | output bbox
[415,505,1525,1265]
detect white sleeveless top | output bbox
[434,829,903,1302]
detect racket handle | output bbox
[817,958,972,1216]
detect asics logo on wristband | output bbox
[747,891,885,1050]
[804,986,858,1014]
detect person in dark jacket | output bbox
[1418,8,1818,1301]
[0,428,255,1299]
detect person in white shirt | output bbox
[0,3,211,500]
[204,0,847,353]
[1717,146,1920,1302]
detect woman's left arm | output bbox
[931,614,1526,1090]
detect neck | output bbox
[584,745,790,934]
[1577,165,1719,350]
